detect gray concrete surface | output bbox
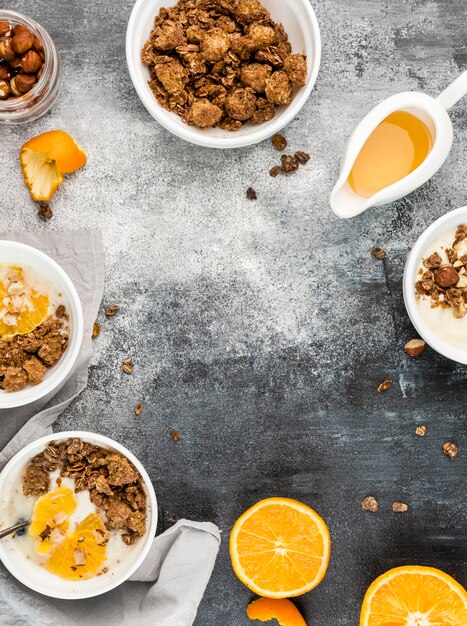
[1,0,466,624]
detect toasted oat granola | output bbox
[141,0,308,130]
[22,438,148,544]
[415,225,467,318]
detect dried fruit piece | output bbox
[392,502,409,512]
[92,322,101,339]
[246,597,306,625]
[170,429,181,442]
[134,403,143,415]
[230,497,331,598]
[404,338,426,357]
[104,304,119,317]
[20,131,87,202]
[377,378,391,394]
[442,441,458,460]
[246,187,257,200]
[122,356,133,374]
[361,496,379,512]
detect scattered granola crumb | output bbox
[105,304,120,317]
[269,165,281,177]
[280,154,299,173]
[37,203,53,222]
[294,151,310,164]
[415,425,427,437]
[361,496,379,512]
[92,322,101,339]
[464,370,467,376]
[377,378,391,394]
[122,356,133,375]
[272,134,287,151]
[442,441,458,460]
[404,338,426,357]
[134,403,143,416]
[246,187,257,201]
[170,429,181,442]
[371,247,386,259]
[392,502,409,512]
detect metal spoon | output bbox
[0,520,30,539]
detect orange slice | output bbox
[247,598,307,625]
[29,487,76,554]
[360,565,467,626]
[0,291,49,339]
[46,513,108,581]
[230,497,331,599]
[20,130,87,202]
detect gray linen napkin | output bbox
[0,231,220,626]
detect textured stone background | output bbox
[2,0,467,624]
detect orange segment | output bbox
[20,130,87,202]
[46,513,108,581]
[29,487,76,554]
[230,497,331,599]
[360,566,467,626]
[247,598,307,625]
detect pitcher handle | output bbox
[437,70,467,110]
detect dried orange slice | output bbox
[247,598,307,625]
[29,487,76,554]
[360,565,467,626]
[230,497,331,599]
[20,130,87,202]
[46,513,108,581]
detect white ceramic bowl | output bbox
[403,206,467,364]
[126,0,321,148]
[0,431,158,600]
[0,241,84,409]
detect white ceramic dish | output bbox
[0,431,158,600]
[126,0,321,148]
[403,206,467,365]
[0,242,84,409]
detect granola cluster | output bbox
[0,306,69,392]
[415,225,467,318]
[141,0,308,130]
[23,438,148,545]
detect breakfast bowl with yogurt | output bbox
[0,241,83,409]
[0,431,158,599]
[404,206,467,364]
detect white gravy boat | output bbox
[330,70,467,219]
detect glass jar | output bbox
[0,10,62,124]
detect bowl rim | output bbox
[0,241,84,408]
[125,0,321,148]
[403,206,467,365]
[0,430,158,600]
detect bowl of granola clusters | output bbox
[0,431,158,599]
[126,0,321,148]
[0,241,83,408]
[404,206,467,364]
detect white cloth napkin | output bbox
[0,231,220,626]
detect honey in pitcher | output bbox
[348,111,432,198]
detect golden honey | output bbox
[348,111,432,197]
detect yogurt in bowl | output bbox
[404,206,467,364]
[0,431,158,599]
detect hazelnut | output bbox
[0,78,11,99]
[0,62,12,80]
[0,21,11,37]
[13,24,29,35]
[0,36,17,62]
[11,28,35,54]
[18,49,42,73]
[404,338,426,357]
[36,63,45,80]
[10,74,36,96]
[435,266,459,288]
[33,37,45,60]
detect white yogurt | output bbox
[416,228,467,350]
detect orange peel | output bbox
[247,598,307,626]
[20,130,87,202]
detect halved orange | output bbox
[29,487,76,554]
[247,598,307,625]
[230,497,331,599]
[360,565,467,626]
[20,130,87,202]
[46,513,108,581]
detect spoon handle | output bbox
[437,70,467,110]
[0,520,30,539]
